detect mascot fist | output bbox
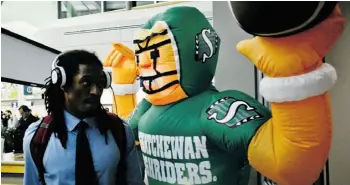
[234,4,345,78]
[104,43,138,84]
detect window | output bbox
[57,1,170,18]
[103,1,126,12]
[131,1,155,7]
[58,1,102,19]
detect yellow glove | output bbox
[104,43,139,119]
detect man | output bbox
[14,105,38,153]
[23,50,144,185]
[18,106,36,121]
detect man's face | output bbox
[19,109,29,119]
[64,64,105,116]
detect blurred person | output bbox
[14,105,39,153]
[1,110,9,128]
[1,110,15,153]
[5,110,18,129]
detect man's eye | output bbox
[97,82,104,89]
[82,81,90,86]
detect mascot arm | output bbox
[127,99,152,145]
[237,6,345,185]
[202,90,271,158]
[104,44,151,179]
[104,43,139,120]
[126,99,152,179]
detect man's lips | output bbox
[85,98,99,104]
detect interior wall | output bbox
[1,1,58,28]
[212,1,255,96]
[326,2,350,185]
[212,2,257,185]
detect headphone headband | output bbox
[51,52,111,89]
[51,52,64,70]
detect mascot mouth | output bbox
[139,70,179,94]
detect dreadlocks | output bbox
[43,50,112,148]
[44,75,67,147]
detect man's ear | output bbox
[60,85,67,92]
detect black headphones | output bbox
[51,53,112,89]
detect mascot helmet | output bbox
[134,6,221,100]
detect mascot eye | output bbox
[150,49,160,60]
[136,55,140,65]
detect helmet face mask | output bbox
[134,21,187,104]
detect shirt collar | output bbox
[64,110,97,131]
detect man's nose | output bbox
[90,85,103,95]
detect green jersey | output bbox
[129,89,271,185]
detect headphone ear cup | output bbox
[103,70,112,89]
[51,67,66,87]
[57,66,66,87]
[51,68,61,85]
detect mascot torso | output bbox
[130,89,271,185]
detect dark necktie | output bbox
[75,121,98,185]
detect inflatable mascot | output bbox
[104,2,345,185]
